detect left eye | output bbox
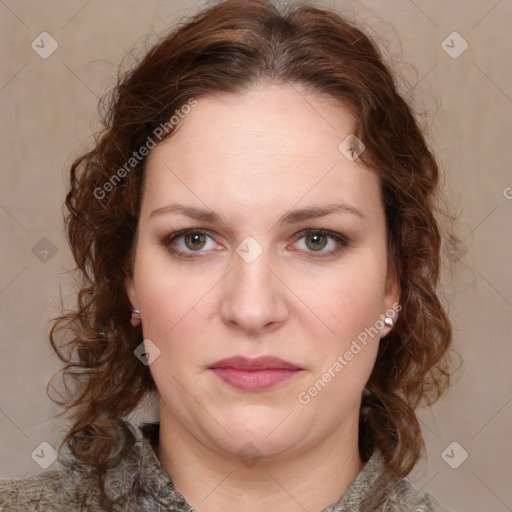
[292,229,348,256]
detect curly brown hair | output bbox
[49,0,458,478]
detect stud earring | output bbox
[384,317,393,327]
[130,308,141,327]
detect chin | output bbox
[203,406,310,460]
[212,430,302,462]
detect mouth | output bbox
[209,355,303,391]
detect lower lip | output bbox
[210,368,301,390]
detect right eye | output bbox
[163,229,221,258]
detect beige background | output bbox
[0,1,511,511]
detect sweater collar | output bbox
[104,422,389,511]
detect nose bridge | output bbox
[220,241,287,333]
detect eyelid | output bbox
[291,228,350,244]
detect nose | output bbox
[219,246,289,336]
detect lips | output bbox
[209,356,302,390]
[210,355,301,371]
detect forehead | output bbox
[141,83,382,225]
[149,83,355,166]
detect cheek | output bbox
[133,253,214,358]
[303,261,386,340]
[298,267,383,410]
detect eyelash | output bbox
[161,228,350,259]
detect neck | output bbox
[155,414,363,512]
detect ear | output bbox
[124,274,137,309]
[379,264,401,338]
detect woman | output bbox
[0,0,458,510]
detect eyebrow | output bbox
[148,202,365,226]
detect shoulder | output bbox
[0,426,170,512]
[0,467,101,511]
[361,453,453,512]
[330,451,453,512]
[377,475,453,512]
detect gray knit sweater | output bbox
[0,424,452,512]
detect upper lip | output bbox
[209,355,302,371]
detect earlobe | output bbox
[130,308,142,327]
[379,307,399,338]
[380,266,400,337]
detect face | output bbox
[125,83,399,460]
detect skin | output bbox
[125,83,400,512]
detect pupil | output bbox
[307,234,327,250]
